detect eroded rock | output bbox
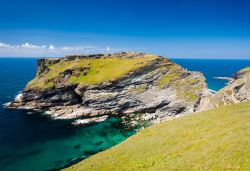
[212,67,250,106]
[7,52,212,126]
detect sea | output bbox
[0,57,250,171]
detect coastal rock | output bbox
[8,52,212,125]
[72,115,109,126]
[212,67,250,106]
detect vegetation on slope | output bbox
[156,64,203,101]
[237,67,250,75]
[27,54,159,89]
[25,52,204,103]
[65,101,250,171]
[212,66,250,107]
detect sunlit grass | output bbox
[68,56,157,85]
[27,54,159,89]
[65,101,250,171]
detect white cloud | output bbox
[0,42,12,48]
[48,44,56,50]
[21,42,46,49]
[0,42,122,57]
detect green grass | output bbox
[173,78,202,101]
[179,88,199,101]
[68,57,156,85]
[156,64,183,88]
[157,68,201,101]
[27,54,159,89]
[64,101,250,171]
[157,73,178,88]
[156,65,201,101]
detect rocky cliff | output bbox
[212,67,250,106]
[8,52,212,125]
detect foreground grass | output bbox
[64,102,250,171]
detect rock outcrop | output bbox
[212,67,250,106]
[8,52,212,125]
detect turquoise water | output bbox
[1,58,250,171]
[0,58,135,171]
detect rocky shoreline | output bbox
[6,53,250,126]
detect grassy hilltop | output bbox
[27,53,159,89]
[64,101,250,171]
[25,52,205,103]
[10,52,210,125]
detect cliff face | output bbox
[212,67,250,106]
[8,52,211,125]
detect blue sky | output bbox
[0,0,250,58]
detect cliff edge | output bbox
[8,52,211,125]
[212,67,250,106]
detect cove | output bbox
[0,58,135,171]
[0,111,135,171]
[2,58,250,171]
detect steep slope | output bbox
[8,52,211,125]
[64,101,250,171]
[213,67,250,106]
